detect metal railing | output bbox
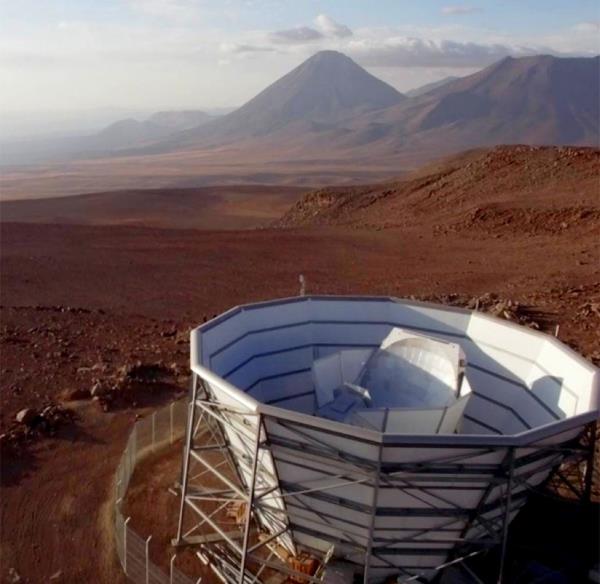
[114,399,199,584]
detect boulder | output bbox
[90,382,107,397]
[65,388,91,401]
[15,408,37,425]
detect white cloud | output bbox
[314,14,353,38]
[441,5,479,16]
[219,42,275,54]
[127,0,200,20]
[269,26,324,45]
[2,7,598,114]
[573,21,600,33]
[347,37,538,68]
[267,14,352,46]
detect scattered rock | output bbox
[90,382,108,397]
[64,388,91,401]
[16,408,37,426]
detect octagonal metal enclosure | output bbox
[179,296,599,582]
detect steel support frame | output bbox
[175,374,321,584]
[175,373,596,584]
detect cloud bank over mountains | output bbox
[1,2,599,113]
[269,15,353,45]
[259,14,596,70]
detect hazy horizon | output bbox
[2,0,599,135]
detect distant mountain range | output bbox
[2,51,598,167]
[147,51,600,159]
[0,109,217,165]
[94,110,215,149]
[350,55,600,154]
[175,50,405,148]
[404,76,459,98]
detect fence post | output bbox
[146,535,152,584]
[132,423,138,470]
[152,411,156,451]
[170,554,176,584]
[170,401,174,444]
[124,516,131,574]
[126,438,131,484]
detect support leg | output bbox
[497,447,515,584]
[175,374,199,544]
[238,415,262,584]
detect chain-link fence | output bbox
[114,399,198,584]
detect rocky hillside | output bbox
[276,145,600,237]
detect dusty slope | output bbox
[1,145,599,583]
[277,145,600,235]
[1,219,599,583]
[0,185,305,229]
[0,153,401,201]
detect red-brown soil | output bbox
[1,145,598,583]
[0,153,403,201]
[0,186,305,230]
[277,145,600,233]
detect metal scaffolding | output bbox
[173,373,597,584]
[173,374,323,584]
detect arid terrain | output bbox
[2,52,598,203]
[1,145,599,583]
[0,185,305,230]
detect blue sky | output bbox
[1,0,599,122]
[3,0,599,32]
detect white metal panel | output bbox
[308,298,394,323]
[288,494,371,526]
[467,313,546,364]
[198,312,248,365]
[188,296,598,580]
[527,372,576,418]
[270,392,316,414]
[380,445,505,465]
[235,346,313,392]
[265,420,380,462]
[388,302,471,336]
[532,340,598,414]
[239,323,314,360]
[347,410,387,432]
[439,396,471,434]
[384,409,445,434]
[241,300,310,330]
[467,368,560,426]
[310,322,392,347]
[205,380,258,412]
[313,349,373,408]
[255,370,313,403]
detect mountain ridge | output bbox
[146,52,600,160]
[276,145,600,233]
[3,52,599,172]
[172,50,405,147]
